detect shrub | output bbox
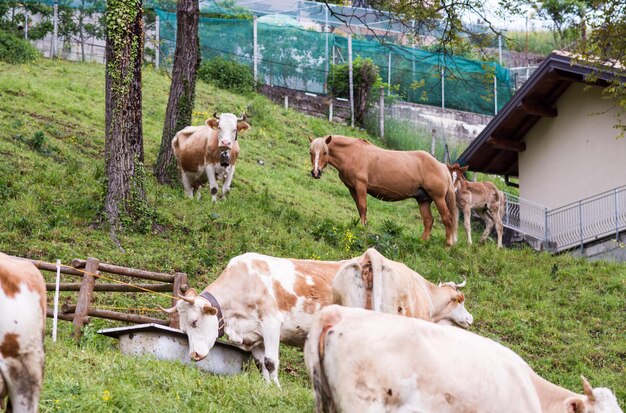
[197,56,255,94]
[0,29,39,64]
[328,57,381,126]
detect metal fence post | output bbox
[441,67,445,109]
[253,16,258,83]
[155,14,160,69]
[540,208,549,245]
[387,51,391,96]
[615,189,619,241]
[25,10,29,40]
[324,6,329,94]
[494,66,498,115]
[348,34,354,128]
[578,201,584,252]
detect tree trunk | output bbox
[153,0,200,185]
[104,0,144,232]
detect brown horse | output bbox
[446,163,505,248]
[309,135,458,246]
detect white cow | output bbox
[0,253,46,413]
[333,248,473,328]
[172,112,250,201]
[160,253,345,386]
[305,305,623,413]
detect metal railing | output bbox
[502,185,626,253]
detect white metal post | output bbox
[328,101,333,122]
[498,33,502,65]
[387,51,391,96]
[52,259,61,342]
[253,16,258,83]
[348,34,354,128]
[155,14,160,69]
[324,6,329,94]
[284,95,288,110]
[615,189,619,241]
[24,10,28,40]
[441,67,445,109]
[52,0,58,57]
[494,65,498,115]
[579,201,584,251]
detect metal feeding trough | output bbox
[98,323,251,375]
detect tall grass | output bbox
[0,59,624,412]
[505,30,577,56]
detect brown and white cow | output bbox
[160,252,344,386]
[332,248,473,328]
[172,112,250,202]
[305,305,623,413]
[0,253,46,413]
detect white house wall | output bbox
[519,83,626,209]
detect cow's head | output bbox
[206,112,250,160]
[160,289,219,362]
[435,277,473,328]
[309,135,332,179]
[564,376,622,413]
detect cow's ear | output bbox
[206,118,219,129]
[325,135,332,144]
[461,165,469,173]
[237,121,250,133]
[308,136,314,143]
[201,304,218,316]
[565,397,586,413]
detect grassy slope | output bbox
[0,59,624,412]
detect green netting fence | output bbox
[157,8,513,115]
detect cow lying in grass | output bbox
[305,305,623,413]
[172,112,250,201]
[447,163,505,248]
[332,248,473,328]
[160,252,345,386]
[0,253,46,413]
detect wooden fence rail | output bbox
[10,255,188,338]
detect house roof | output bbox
[457,52,619,177]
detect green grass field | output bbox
[0,58,624,412]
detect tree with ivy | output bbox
[104,0,145,243]
[153,0,200,184]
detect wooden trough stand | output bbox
[18,256,188,338]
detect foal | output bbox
[447,163,505,248]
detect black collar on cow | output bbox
[199,291,225,338]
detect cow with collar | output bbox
[160,252,345,386]
[0,253,46,413]
[172,112,250,202]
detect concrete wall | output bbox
[387,101,492,144]
[519,83,626,208]
[260,85,492,144]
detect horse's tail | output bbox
[446,178,458,237]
